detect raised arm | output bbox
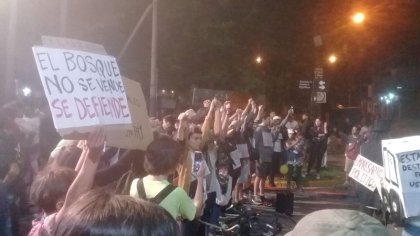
[280,109,293,128]
[201,98,217,148]
[193,161,206,218]
[220,102,231,138]
[213,100,223,136]
[254,105,264,123]
[176,113,189,142]
[241,98,253,119]
[56,128,105,221]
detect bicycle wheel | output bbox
[249,218,277,236]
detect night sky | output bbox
[1,0,419,110]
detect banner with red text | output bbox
[32,46,132,134]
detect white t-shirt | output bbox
[285,120,299,130]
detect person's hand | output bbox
[205,98,216,114]
[258,105,264,111]
[196,161,206,179]
[248,98,253,105]
[203,100,211,108]
[251,101,257,111]
[184,109,196,120]
[85,128,105,161]
[214,100,222,109]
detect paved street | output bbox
[249,189,404,236]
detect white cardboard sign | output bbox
[397,150,420,191]
[32,46,131,133]
[349,154,385,191]
[105,78,153,150]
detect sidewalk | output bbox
[264,153,351,198]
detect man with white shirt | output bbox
[269,110,292,187]
[285,113,299,131]
[253,114,273,204]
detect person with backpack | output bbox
[130,136,205,221]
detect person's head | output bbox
[261,114,271,126]
[203,99,211,108]
[270,112,276,118]
[345,117,351,124]
[187,126,203,151]
[144,136,182,176]
[55,188,180,236]
[216,156,230,177]
[272,116,281,125]
[30,167,76,215]
[315,118,322,127]
[215,155,231,187]
[285,209,389,236]
[302,113,308,121]
[162,115,176,131]
[351,126,359,135]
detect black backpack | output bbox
[137,178,176,204]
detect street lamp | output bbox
[22,87,31,97]
[352,12,365,24]
[328,54,337,64]
[255,56,262,64]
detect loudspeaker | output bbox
[275,191,294,216]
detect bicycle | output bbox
[200,203,295,236]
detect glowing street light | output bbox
[352,12,365,24]
[328,54,337,64]
[255,56,263,64]
[22,87,31,97]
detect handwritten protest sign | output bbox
[349,154,384,191]
[105,78,153,150]
[381,136,420,218]
[32,47,131,135]
[397,150,420,191]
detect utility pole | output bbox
[149,0,158,117]
[117,4,152,61]
[4,0,18,102]
[59,0,68,37]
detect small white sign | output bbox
[349,154,385,191]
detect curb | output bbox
[265,186,352,199]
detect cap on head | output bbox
[285,209,389,236]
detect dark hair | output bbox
[262,113,271,120]
[144,136,182,175]
[55,188,180,236]
[30,167,76,214]
[187,126,202,140]
[215,154,231,169]
[163,115,176,126]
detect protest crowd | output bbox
[0,90,389,236]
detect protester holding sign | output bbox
[32,47,131,135]
[343,126,363,185]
